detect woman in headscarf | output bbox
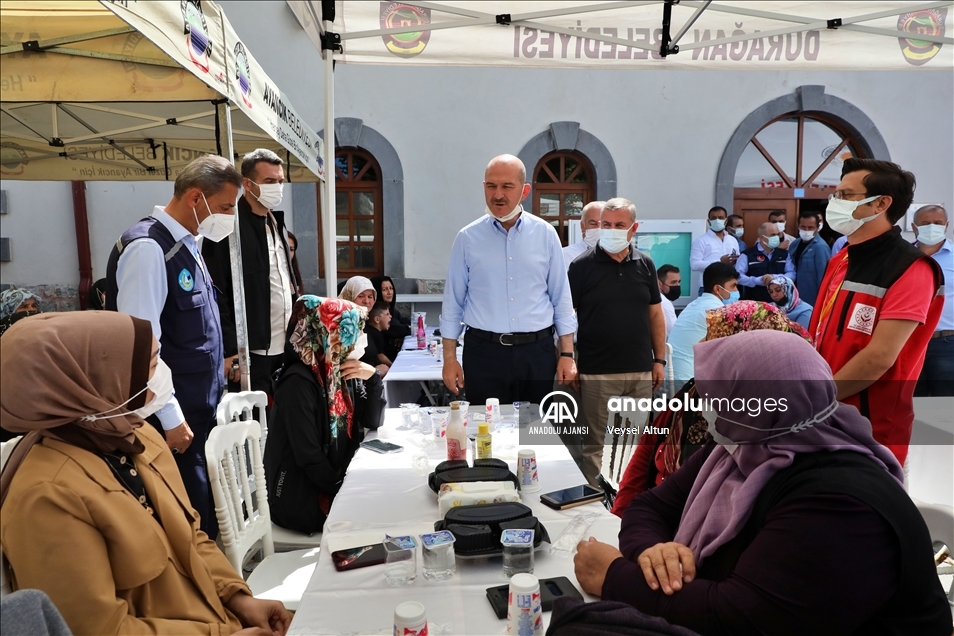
[574,330,951,635]
[767,274,813,329]
[286,232,305,296]
[264,296,385,535]
[0,312,291,636]
[0,288,41,337]
[370,275,411,360]
[612,301,810,515]
[338,276,376,310]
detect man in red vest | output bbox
[810,159,943,466]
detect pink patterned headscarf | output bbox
[673,330,903,567]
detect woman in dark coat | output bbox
[370,275,411,360]
[264,296,385,534]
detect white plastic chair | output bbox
[206,418,318,610]
[216,391,322,552]
[1,436,23,599]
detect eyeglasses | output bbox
[829,190,870,201]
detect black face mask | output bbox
[664,285,681,301]
[775,296,789,307]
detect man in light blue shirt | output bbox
[668,262,740,385]
[736,222,796,303]
[441,155,577,406]
[912,205,953,397]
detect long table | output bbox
[382,331,460,407]
[289,407,620,635]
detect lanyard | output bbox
[814,251,848,346]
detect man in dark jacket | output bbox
[203,148,298,397]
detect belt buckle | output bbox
[498,333,515,346]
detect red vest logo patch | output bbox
[847,302,877,335]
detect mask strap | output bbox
[716,400,840,442]
[79,385,149,422]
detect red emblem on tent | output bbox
[380,3,431,58]
[898,8,947,66]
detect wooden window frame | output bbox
[532,151,595,246]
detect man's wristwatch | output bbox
[653,358,667,366]
[560,352,574,358]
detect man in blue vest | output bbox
[736,221,795,303]
[106,155,242,538]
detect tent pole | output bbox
[322,19,337,295]
[217,99,251,392]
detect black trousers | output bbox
[462,329,557,406]
[228,352,284,397]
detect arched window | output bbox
[334,148,382,277]
[733,113,868,247]
[531,151,595,246]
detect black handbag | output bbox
[427,458,520,493]
[434,501,550,556]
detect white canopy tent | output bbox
[286,0,952,288]
[0,0,325,390]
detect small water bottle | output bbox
[416,315,426,349]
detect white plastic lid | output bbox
[518,449,536,458]
[486,398,500,406]
[394,601,426,625]
[509,573,540,594]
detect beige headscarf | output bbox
[338,276,376,304]
[1,311,153,506]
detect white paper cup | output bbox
[393,601,427,636]
[517,449,540,493]
[506,573,543,635]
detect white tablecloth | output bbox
[382,331,461,407]
[289,407,620,635]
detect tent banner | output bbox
[101,0,230,95]
[0,136,321,181]
[291,1,953,70]
[0,1,219,102]
[222,18,325,180]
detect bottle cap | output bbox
[478,423,489,434]
[450,401,460,410]
[393,601,426,626]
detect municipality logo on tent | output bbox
[181,0,213,73]
[898,8,947,66]
[233,42,253,108]
[380,3,431,57]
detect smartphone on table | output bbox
[331,543,387,571]
[359,439,404,454]
[540,484,604,510]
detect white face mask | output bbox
[774,221,787,233]
[709,219,726,233]
[701,408,738,455]
[826,195,882,237]
[249,181,283,209]
[486,203,522,223]
[730,227,744,239]
[799,230,816,242]
[193,192,234,243]
[599,227,632,254]
[348,333,368,361]
[81,360,174,422]
[915,224,947,246]
[582,228,600,248]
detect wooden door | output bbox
[733,192,797,250]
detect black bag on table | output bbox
[545,597,701,636]
[427,458,519,493]
[434,501,549,556]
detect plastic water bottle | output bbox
[416,314,426,349]
[446,401,467,461]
